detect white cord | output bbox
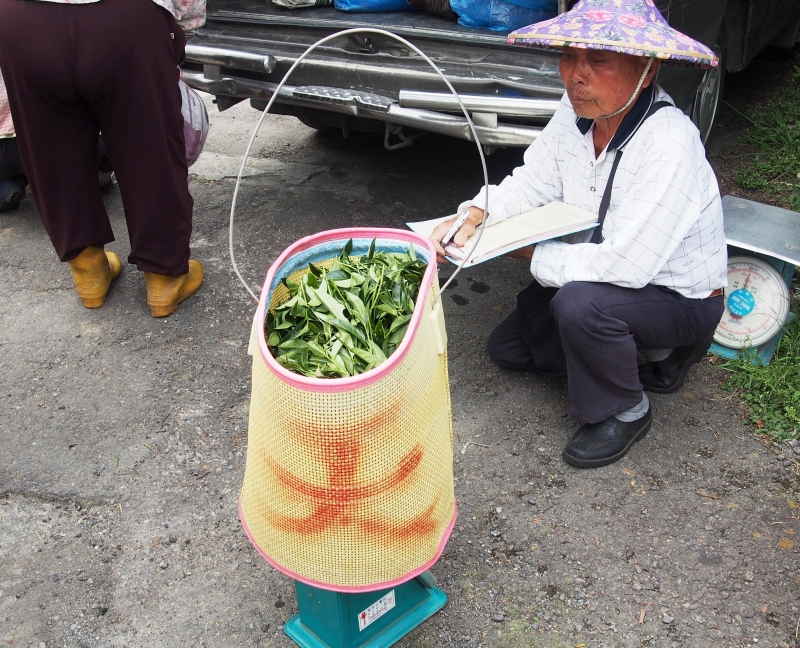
[228,28,491,303]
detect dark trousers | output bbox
[0,137,112,180]
[0,0,193,276]
[0,137,24,180]
[488,281,724,424]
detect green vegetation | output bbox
[721,290,800,441]
[266,239,426,377]
[733,60,800,210]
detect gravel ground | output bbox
[1,50,799,648]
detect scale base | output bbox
[285,572,446,648]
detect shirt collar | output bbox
[575,84,657,151]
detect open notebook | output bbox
[407,202,598,267]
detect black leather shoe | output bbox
[0,175,26,213]
[563,407,652,468]
[638,333,715,394]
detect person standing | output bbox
[0,0,206,316]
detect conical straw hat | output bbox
[508,0,717,68]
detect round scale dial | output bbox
[713,256,790,349]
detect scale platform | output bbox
[285,571,446,648]
[710,196,799,365]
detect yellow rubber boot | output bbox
[144,260,203,318]
[67,246,122,308]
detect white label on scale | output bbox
[357,590,396,631]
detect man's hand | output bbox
[430,207,485,263]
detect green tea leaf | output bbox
[277,338,307,350]
[369,341,388,364]
[329,318,368,345]
[327,268,348,281]
[375,303,397,317]
[309,286,347,320]
[388,314,411,334]
[388,324,409,347]
[266,239,426,378]
[351,347,380,367]
[344,292,368,326]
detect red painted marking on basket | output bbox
[261,443,425,535]
[240,499,459,593]
[292,405,402,460]
[359,499,439,542]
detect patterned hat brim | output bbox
[508,8,718,69]
[507,36,718,68]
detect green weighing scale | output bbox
[710,196,799,365]
[285,571,446,648]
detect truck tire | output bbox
[693,21,727,146]
[295,115,341,134]
[291,108,386,136]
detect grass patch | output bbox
[720,289,800,441]
[732,56,800,209]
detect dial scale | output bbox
[713,256,791,349]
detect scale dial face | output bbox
[713,256,790,349]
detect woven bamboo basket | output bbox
[240,228,456,592]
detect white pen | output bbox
[440,209,471,247]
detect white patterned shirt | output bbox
[458,85,728,299]
[25,0,205,34]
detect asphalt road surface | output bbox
[1,94,799,648]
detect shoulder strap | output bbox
[589,100,672,245]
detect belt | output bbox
[709,288,723,298]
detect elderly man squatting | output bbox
[431,0,727,468]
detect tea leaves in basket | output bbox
[266,240,427,378]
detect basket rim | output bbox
[257,227,439,393]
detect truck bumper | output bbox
[181,25,564,148]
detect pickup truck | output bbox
[181,0,800,150]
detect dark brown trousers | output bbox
[0,0,193,275]
[488,281,724,424]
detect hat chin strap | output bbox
[596,57,654,120]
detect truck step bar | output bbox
[398,90,558,120]
[186,43,277,74]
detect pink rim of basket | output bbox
[257,227,439,394]
[240,498,458,593]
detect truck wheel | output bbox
[693,22,727,146]
[291,108,385,136]
[295,115,341,134]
